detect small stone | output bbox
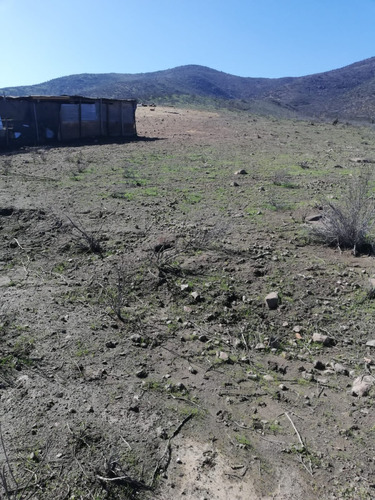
[176,457,183,464]
[255,343,266,350]
[136,369,148,379]
[352,375,375,397]
[263,374,274,382]
[105,340,117,348]
[199,334,208,342]
[217,351,229,362]
[313,360,326,370]
[189,366,198,374]
[231,181,240,186]
[180,284,189,291]
[29,452,39,462]
[247,373,259,381]
[305,214,323,222]
[234,169,247,175]
[333,363,349,376]
[190,291,201,301]
[312,332,335,346]
[130,334,142,344]
[279,384,288,391]
[156,427,168,439]
[265,292,279,310]
[366,340,375,348]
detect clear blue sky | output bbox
[1,0,374,87]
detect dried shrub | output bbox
[67,215,104,256]
[311,170,375,254]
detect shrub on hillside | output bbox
[311,170,375,254]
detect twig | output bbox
[298,455,313,477]
[284,412,304,447]
[170,394,202,408]
[151,413,194,486]
[225,466,248,479]
[13,238,25,250]
[121,437,132,450]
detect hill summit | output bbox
[2,57,375,122]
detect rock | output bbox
[352,375,375,397]
[255,342,266,351]
[313,360,326,370]
[263,374,274,382]
[265,292,279,310]
[217,351,229,362]
[156,427,168,439]
[105,340,117,348]
[136,369,148,379]
[302,372,315,381]
[189,365,198,374]
[312,332,335,346]
[234,169,247,175]
[16,375,30,388]
[130,334,142,344]
[333,363,349,376]
[190,291,201,301]
[366,340,375,348]
[279,384,288,391]
[199,334,208,342]
[305,214,323,222]
[231,181,240,186]
[180,283,189,291]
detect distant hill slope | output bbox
[2,58,375,122]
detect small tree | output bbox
[311,170,375,254]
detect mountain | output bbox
[2,58,375,122]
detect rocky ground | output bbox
[1,105,375,499]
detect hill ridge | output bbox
[2,57,375,122]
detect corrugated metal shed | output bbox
[0,95,137,148]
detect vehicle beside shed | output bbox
[0,95,137,148]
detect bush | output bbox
[311,170,375,254]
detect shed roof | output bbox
[2,95,137,104]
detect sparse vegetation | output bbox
[2,106,375,499]
[311,169,375,253]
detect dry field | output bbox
[1,105,375,499]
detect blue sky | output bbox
[1,0,374,87]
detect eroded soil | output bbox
[1,106,375,499]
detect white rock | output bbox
[352,375,375,397]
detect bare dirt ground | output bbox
[1,105,375,499]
